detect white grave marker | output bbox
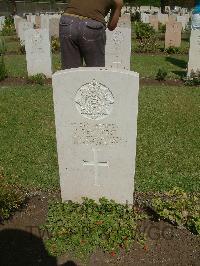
[53,68,139,204]
[49,16,60,37]
[158,13,169,24]
[14,16,24,36]
[188,30,200,75]
[18,20,33,45]
[41,14,49,30]
[105,15,131,70]
[177,15,188,30]
[25,29,52,77]
[141,13,150,23]
[0,16,5,31]
[165,22,182,48]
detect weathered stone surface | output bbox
[177,15,189,30]
[53,68,139,204]
[35,15,41,28]
[149,15,158,31]
[25,29,52,77]
[0,16,5,31]
[49,16,60,37]
[18,20,34,45]
[158,14,169,24]
[141,13,150,23]
[105,15,131,70]
[165,22,182,48]
[41,14,49,30]
[188,30,200,75]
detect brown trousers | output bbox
[59,15,106,69]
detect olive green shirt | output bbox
[65,0,114,24]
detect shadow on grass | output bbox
[172,70,187,79]
[0,228,77,266]
[165,56,187,69]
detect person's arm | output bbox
[107,0,123,31]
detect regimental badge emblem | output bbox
[75,79,114,120]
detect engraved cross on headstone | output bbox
[83,147,109,186]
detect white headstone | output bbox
[165,22,182,48]
[141,12,150,23]
[121,6,127,14]
[26,14,32,22]
[177,15,189,30]
[140,6,151,12]
[149,15,158,31]
[158,13,169,24]
[105,15,131,70]
[52,68,139,204]
[168,14,177,23]
[174,6,181,13]
[18,20,34,45]
[165,6,171,13]
[41,14,49,30]
[150,7,160,13]
[49,16,60,37]
[25,29,52,77]
[0,16,5,31]
[30,15,36,25]
[14,16,24,36]
[188,30,200,75]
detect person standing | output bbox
[59,0,123,69]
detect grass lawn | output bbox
[131,54,188,79]
[136,86,200,192]
[5,39,20,53]
[5,55,27,77]
[0,85,59,190]
[0,85,199,192]
[4,53,188,79]
[4,54,62,77]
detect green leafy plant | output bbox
[158,22,166,33]
[151,187,200,234]
[164,46,189,55]
[184,70,200,86]
[51,37,60,53]
[0,16,15,36]
[156,68,168,81]
[164,46,179,54]
[0,172,26,221]
[42,198,146,259]
[27,73,47,85]
[134,22,160,53]
[135,21,156,40]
